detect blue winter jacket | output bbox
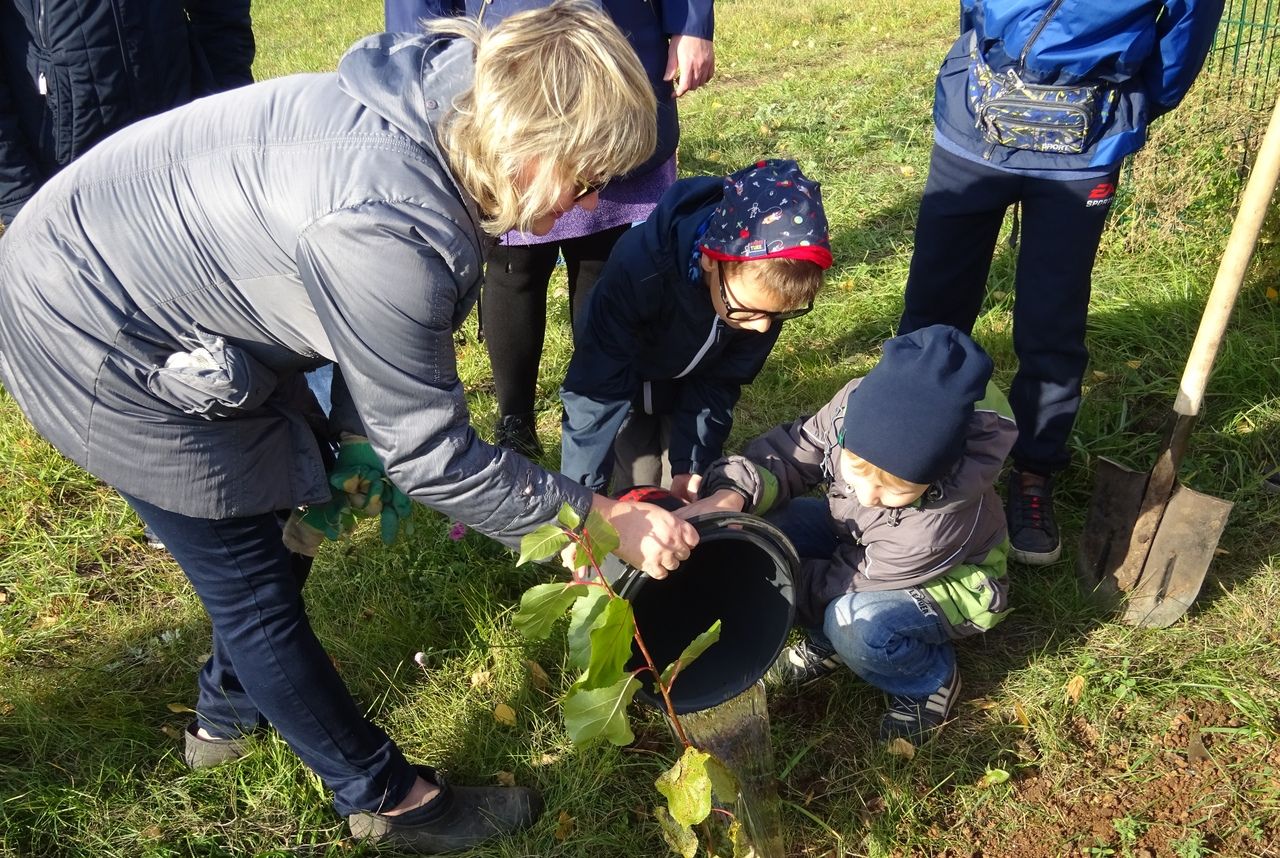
[935,0,1224,170]
[384,0,713,177]
[0,0,254,225]
[560,176,783,493]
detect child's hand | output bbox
[675,488,746,519]
[669,473,702,503]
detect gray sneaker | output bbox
[1006,469,1061,565]
[348,766,543,854]
[183,722,249,769]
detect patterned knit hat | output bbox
[699,159,833,269]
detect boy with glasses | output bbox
[560,159,831,500]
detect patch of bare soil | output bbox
[927,699,1280,857]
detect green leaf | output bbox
[563,675,641,745]
[557,503,583,532]
[729,818,753,857]
[517,524,572,566]
[660,619,723,685]
[656,747,714,828]
[566,588,610,671]
[583,507,620,562]
[578,597,635,691]
[511,582,587,640]
[976,767,1011,788]
[704,752,739,803]
[653,805,698,858]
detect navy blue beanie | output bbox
[841,325,993,485]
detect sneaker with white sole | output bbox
[879,668,961,744]
[765,636,844,687]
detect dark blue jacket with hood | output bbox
[560,176,783,493]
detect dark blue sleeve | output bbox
[657,0,714,39]
[667,324,781,475]
[1143,0,1225,117]
[184,0,255,90]
[385,0,464,31]
[559,239,652,492]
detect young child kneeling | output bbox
[687,325,1017,743]
[560,159,832,502]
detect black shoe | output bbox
[879,668,961,744]
[348,766,542,854]
[1264,467,1280,494]
[495,413,543,459]
[1006,469,1061,565]
[765,636,844,687]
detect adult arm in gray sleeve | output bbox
[295,203,592,546]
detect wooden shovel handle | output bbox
[1175,92,1280,418]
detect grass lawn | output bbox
[2,0,1279,856]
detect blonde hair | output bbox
[723,257,825,310]
[430,0,657,235]
[841,451,930,493]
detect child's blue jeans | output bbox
[766,497,956,698]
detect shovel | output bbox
[1078,91,1280,628]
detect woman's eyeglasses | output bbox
[573,178,608,203]
[718,264,813,321]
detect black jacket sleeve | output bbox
[184,0,256,92]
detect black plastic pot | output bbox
[602,508,798,714]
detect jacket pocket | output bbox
[33,54,75,168]
[147,328,279,418]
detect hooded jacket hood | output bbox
[337,32,474,171]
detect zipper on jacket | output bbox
[36,0,48,48]
[1018,0,1066,68]
[673,317,721,379]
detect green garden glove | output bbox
[282,493,354,557]
[328,433,413,545]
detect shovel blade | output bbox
[1121,484,1232,628]
[1077,458,1150,602]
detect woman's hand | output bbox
[665,35,715,97]
[674,488,746,520]
[590,494,698,579]
[668,472,702,503]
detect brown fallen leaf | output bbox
[160,724,183,740]
[967,697,1000,711]
[1188,726,1211,766]
[1064,675,1086,705]
[470,669,491,688]
[1013,701,1031,728]
[524,659,551,691]
[493,703,517,726]
[166,702,196,715]
[495,770,516,787]
[554,809,575,841]
[533,752,560,767]
[886,737,916,759]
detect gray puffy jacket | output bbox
[0,33,592,540]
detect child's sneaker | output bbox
[765,636,844,687]
[1006,469,1061,565]
[878,668,961,744]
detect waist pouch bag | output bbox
[966,38,1113,155]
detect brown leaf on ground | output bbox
[493,703,517,726]
[554,810,575,841]
[495,770,516,787]
[470,669,491,688]
[1064,675,1086,705]
[887,738,916,759]
[524,659,551,690]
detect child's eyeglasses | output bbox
[573,178,608,203]
[718,264,813,322]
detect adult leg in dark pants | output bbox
[483,224,630,456]
[899,144,1020,337]
[999,168,1119,565]
[123,493,417,815]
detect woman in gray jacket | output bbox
[0,2,697,852]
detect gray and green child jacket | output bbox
[700,378,1018,635]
